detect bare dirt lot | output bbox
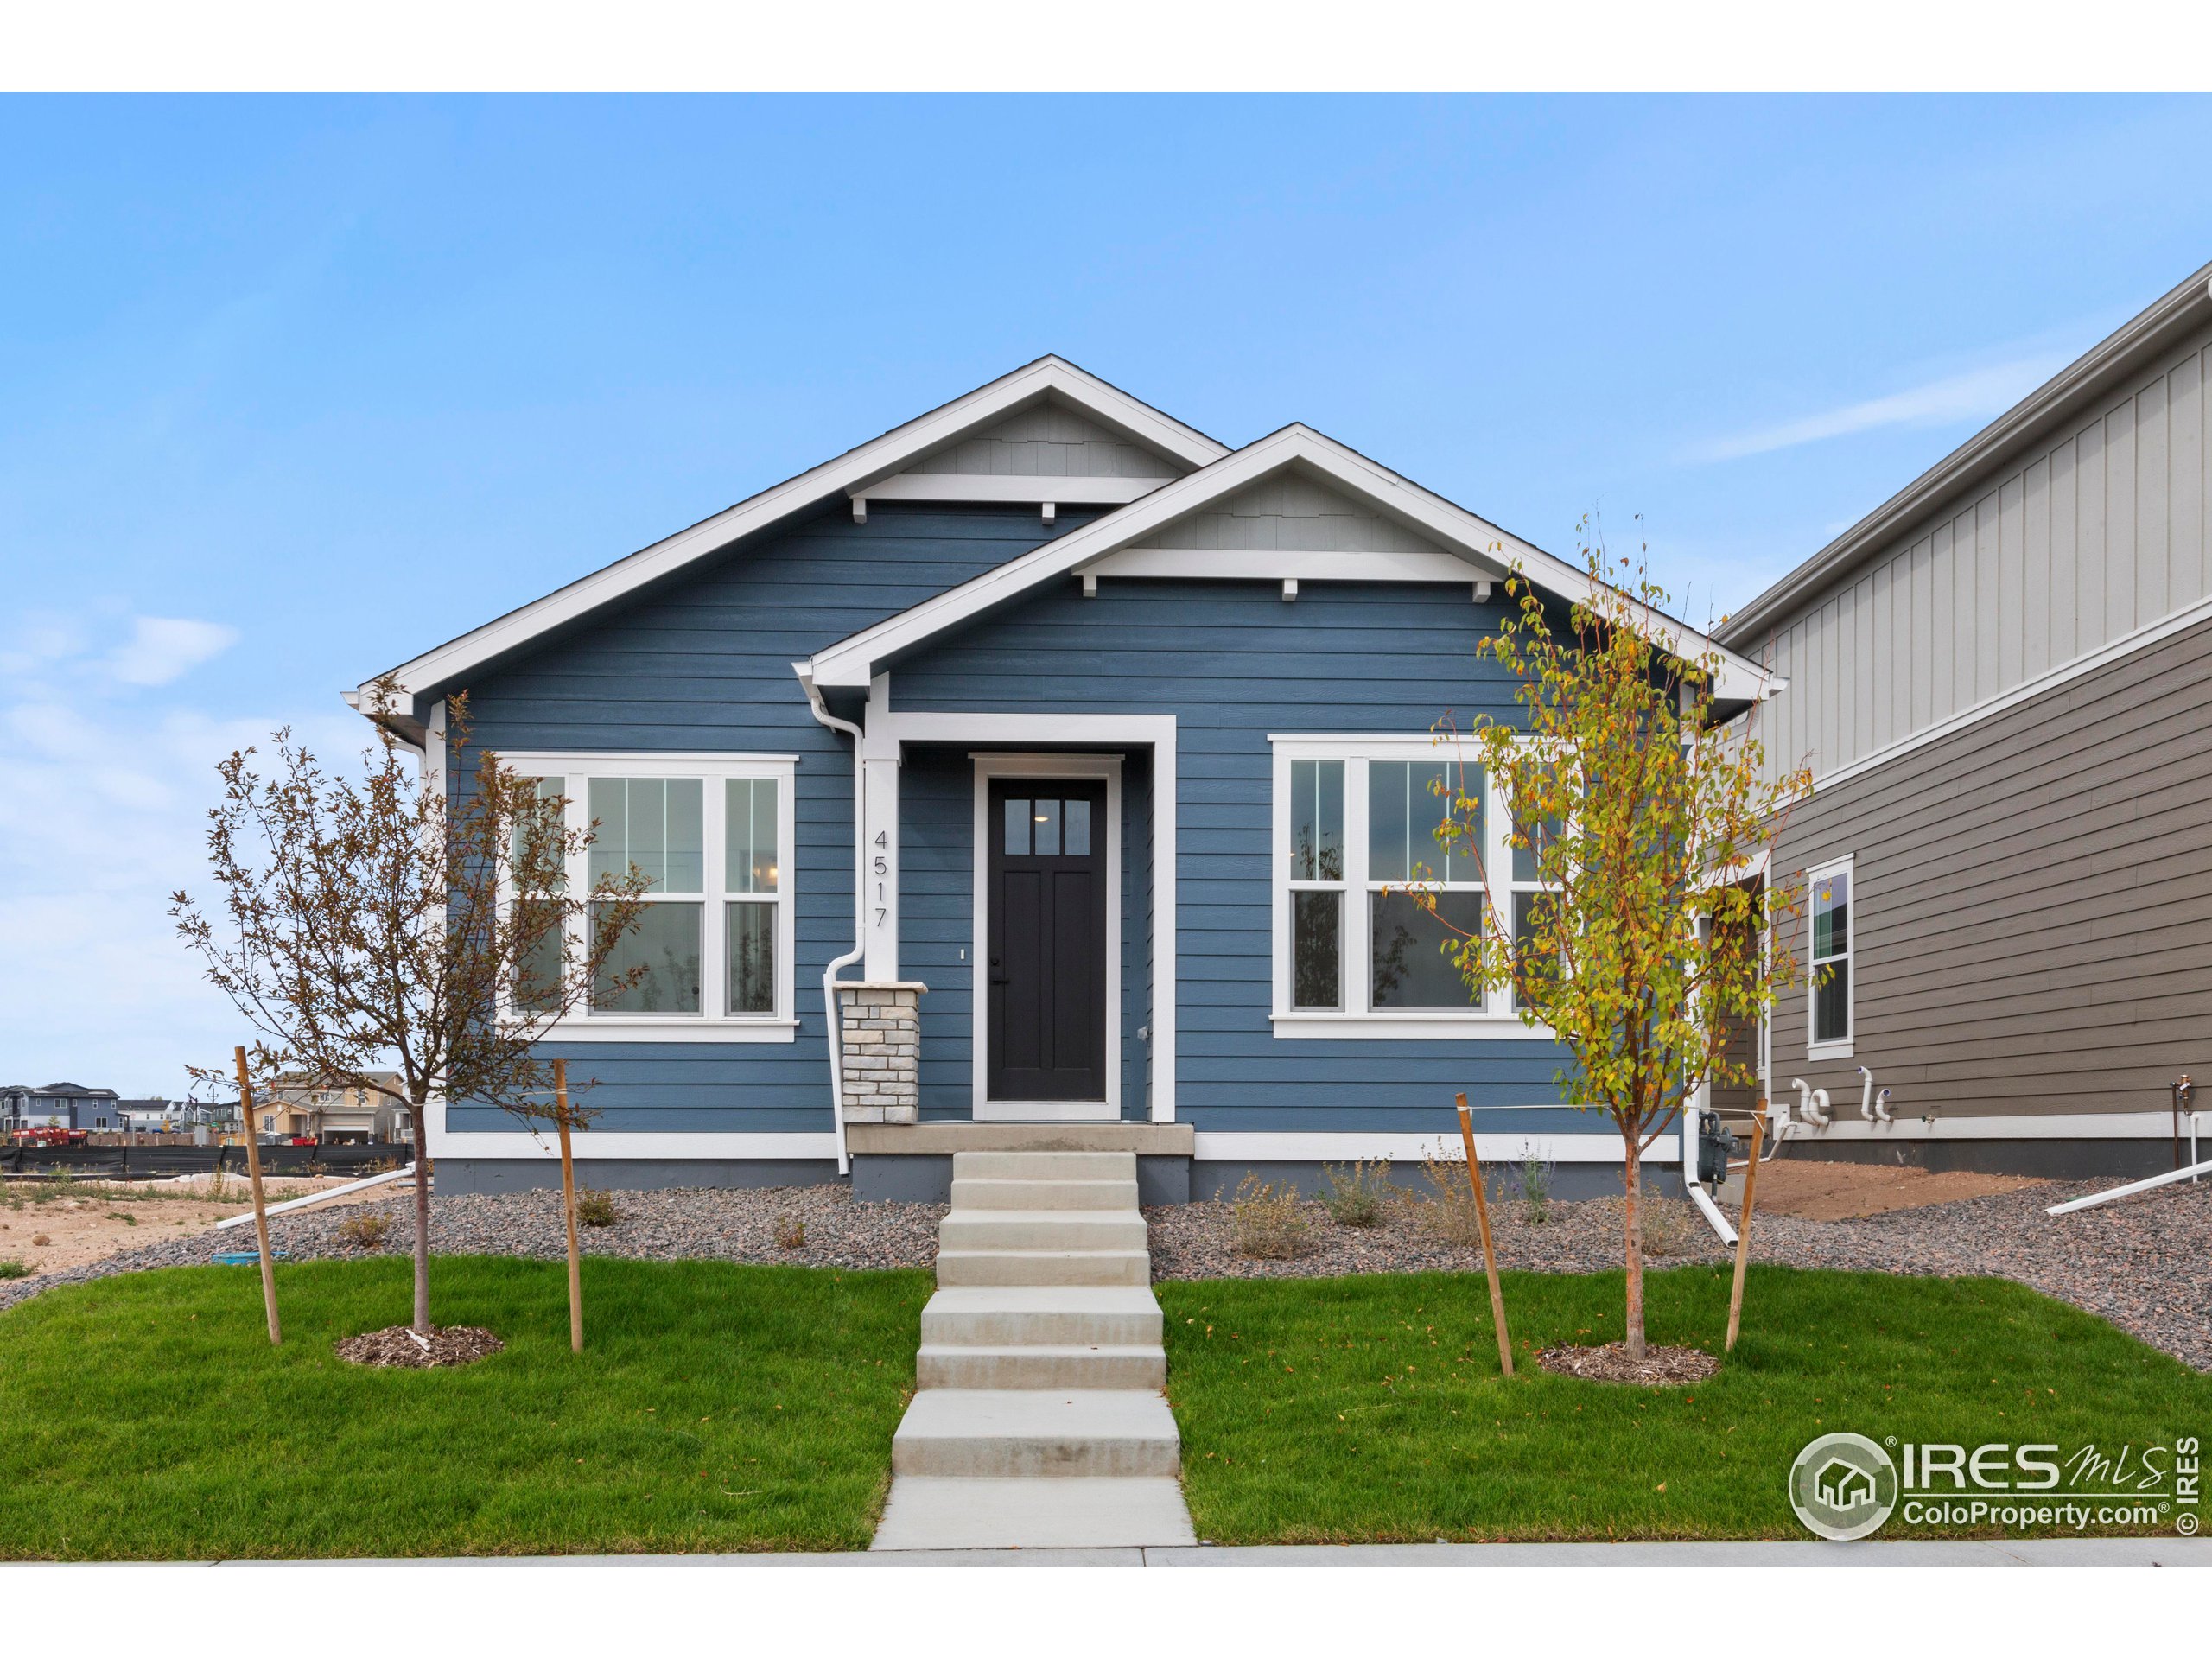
[1726,1157,2044,1221]
[0,1174,390,1280]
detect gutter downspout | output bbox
[798,667,864,1178]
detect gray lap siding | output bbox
[1773,610,2212,1120]
[891,575,1580,1137]
[445,502,1100,1135]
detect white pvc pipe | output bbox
[2046,1153,2212,1216]
[215,1162,416,1230]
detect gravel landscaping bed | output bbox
[1148,1174,2212,1371]
[0,1183,944,1315]
[6,1166,2206,1372]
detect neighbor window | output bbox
[499,757,796,1038]
[1272,740,1552,1033]
[1808,859,1853,1052]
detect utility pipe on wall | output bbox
[799,671,866,1178]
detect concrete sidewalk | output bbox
[216,1537,2212,1567]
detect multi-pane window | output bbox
[1287,759,1345,1009]
[1809,861,1852,1049]
[1274,741,1552,1030]
[500,759,793,1034]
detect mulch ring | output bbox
[1535,1341,1720,1385]
[334,1325,505,1369]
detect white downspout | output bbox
[799,668,865,1178]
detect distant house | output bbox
[1,1081,124,1132]
[1718,260,2212,1179]
[260,1074,410,1144]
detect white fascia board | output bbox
[808,425,1778,702]
[1089,546,1483,582]
[353,358,1226,719]
[851,474,1166,506]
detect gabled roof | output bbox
[805,423,1781,702]
[1719,259,2212,648]
[349,357,1228,740]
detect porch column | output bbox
[837,982,926,1125]
[862,754,899,980]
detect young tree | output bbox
[1421,543,1810,1361]
[172,683,650,1336]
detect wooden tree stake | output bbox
[1725,1111,1767,1353]
[1455,1093,1514,1377]
[232,1046,282,1346]
[556,1059,582,1354]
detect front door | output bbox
[987,779,1108,1104]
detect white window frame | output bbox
[499,751,799,1044]
[1806,854,1854,1060]
[1268,734,1554,1040]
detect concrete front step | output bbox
[939,1209,1149,1252]
[920,1285,1164,1348]
[951,1150,1138,1182]
[950,1176,1139,1211]
[871,1476,1197,1550]
[892,1389,1182,1478]
[918,1342,1166,1390]
[935,1248,1151,1287]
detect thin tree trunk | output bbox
[1622,1126,1646,1361]
[409,1093,432,1334]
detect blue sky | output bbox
[8,92,2212,1092]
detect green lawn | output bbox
[0,1257,930,1560]
[1160,1266,2212,1544]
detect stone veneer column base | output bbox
[837,981,927,1128]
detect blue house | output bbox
[350,359,1775,1202]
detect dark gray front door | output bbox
[987,779,1108,1102]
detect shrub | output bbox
[774,1214,807,1252]
[1641,1197,1696,1257]
[1516,1146,1557,1226]
[336,1211,392,1249]
[575,1187,620,1228]
[1319,1159,1393,1228]
[0,1260,27,1280]
[1412,1150,1489,1248]
[1228,1174,1311,1259]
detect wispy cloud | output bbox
[1692,353,2071,464]
[102,616,240,686]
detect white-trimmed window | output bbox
[502,753,798,1042]
[1270,735,1554,1039]
[1808,856,1853,1057]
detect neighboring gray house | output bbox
[1719,260,2212,1177]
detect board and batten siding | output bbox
[1752,320,2212,786]
[1775,610,2212,1120]
[446,501,1100,1135]
[891,575,1584,1139]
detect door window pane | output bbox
[1033,798,1061,856]
[1064,798,1091,856]
[1291,890,1342,1009]
[1003,797,1030,855]
[1370,889,1484,1008]
[1289,760,1344,880]
[592,901,702,1013]
[727,901,776,1015]
[726,778,779,893]
[588,779,703,893]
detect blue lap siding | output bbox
[443,501,1099,1135]
[890,575,1583,1140]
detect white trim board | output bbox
[1192,1132,1631,1164]
[433,1131,842,1160]
[351,358,1225,726]
[971,753,1124,1124]
[807,427,1782,703]
[862,703,1179,1123]
[1802,588,2212,796]
[1779,1110,2193,1141]
[852,474,1162,507]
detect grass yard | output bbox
[0,1256,930,1560]
[1160,1266,2212,1544]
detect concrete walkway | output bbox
[872,1149,1197,1550]
[216,1538,2212,1567]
